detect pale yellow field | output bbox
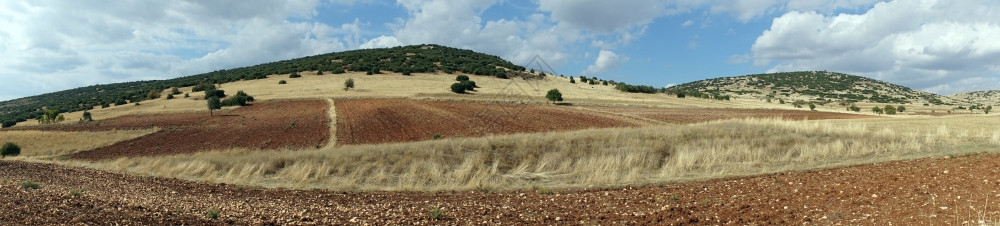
[63,114,1000,192]
[0,129,158,159]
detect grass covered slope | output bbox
[0,44,525,126]
[666,71,952,105]
[950,90,1000,106]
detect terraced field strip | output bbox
[15,100,330,160]
[335,99,641,145]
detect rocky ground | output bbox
[3,152,1000,224]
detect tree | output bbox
[145,90,161,100]
[81,111,93,122]
[317,70,324,75]
[450,82,468,94]
[166,94,175,99]
[344,78,355,91]
[896,105,906,113]
[221,91,255,106]
[883,105,896,115]
[848,104,861,112]
[569,77,575,83]
[1,121,14,128]
[456,75,470,81]
[779,99,785,104]
[1,142,19,158]
[171,87,181,95]
[602,80,608,86]
[986,106,993,114]
[289,72,301,78]
[808,103,816,111]
[278,80,287,84]
[461,81,476,91]
[207,96,221,116]
[872,106,883,115]
[546,89,563,104]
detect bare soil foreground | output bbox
[585,106,878,124]
[17,100,329,160]
[3,153,999,224]
[336,99,875,145]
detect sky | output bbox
[2,0,999,101]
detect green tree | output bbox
[872,106,883,115]
[207,96,221,116]
[1,142,19,158]
[344,78,355,91]
[896,105,906,113]
[81,111,93,122]
[166,94,174,99]
[569,77,575,83]
[278,80,287,84]
[1,121,15,128]
[883,105,896,115]
[808,103,816,111]
[986,105,993,114]
[450,82,468,94]
[546,89,563,104]
[289,72,301,78]
[848,104,861,112]
[171,87,181,95]
[456,75,470,81]
[146,90,161,100]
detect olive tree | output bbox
[546,89,563,104]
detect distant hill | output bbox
[0,44,527,127]
[665,71,953,105]
[949,90,1000,106]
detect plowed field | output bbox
[3,153,999,224]
[335,99,643,145]
[16,100,329,160]
[335,99,875,145]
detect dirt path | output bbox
[326,98,337,147]
[3,153,1000,224]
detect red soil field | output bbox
[335,99,642,145]
[585,106,877,124]
[18,100,330,160]
[335,99,875,145]
[3,152,999,224]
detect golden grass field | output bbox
[0,129,158,159]
[5,71,999,193]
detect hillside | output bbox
[950,90,1000,106]
[665,71,953,105]
[0,44,526,127]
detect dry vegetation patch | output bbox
[0,129,157,158]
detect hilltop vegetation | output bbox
[0,44,526,127]
[665,71,950,105]
[950,90,1000,106]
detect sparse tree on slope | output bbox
[546,89,563,104]
[344,78,355,91]
[207,96,221,116]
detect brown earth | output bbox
[3,153,1000,224]
[15,100,330,160]
[584,106,878,124]
[336,99,876,145]
[335,99,644,145]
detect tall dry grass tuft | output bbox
[0,129,158,158]
[67,117,1000,192]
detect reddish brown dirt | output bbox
[335,99,643,145]
[17,100,329,160]
[4,153,1000,224]
[586,106,878,124]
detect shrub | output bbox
[676,92,685,98]
[494,70,508,79]
[206,208,220,220]
[1,121,14,128]
[278,80,287,84]
[456,75,470,81]
[344,78,355,91]
[1,142,20,158]
[872,106,883,115]
[191,82,215,92]
[602,80,608,86]
[221,91,254,107]
[986,106,993,114]
[897,105,906,113]
[146,90,161,100]
[432,134,441,140]
[569,77,575,83]
[101,102,110,108]
[19,180,39,190]
[184,93,190,98]
[546,89,563,103]
[429,207,445,220]
[289,72,301,78]
[779,99,785,104]
[792,100,807,108]
[402,69,411,75]
[883,105,896,115]
[166,94,174,100]
[848,104,861,112]
[81,111,93,122]
[171,87,181,95]
[204,89,225,99]
[366,70,373,75]
[808,103,816,111]
[461,81,475,91]
[316,70,323,75]
[332,68,346,74]
[450,83,468,94]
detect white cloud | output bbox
[538,0,666,34]
[0,0,356,101]
[585,50,628,75]
[751,0,1000,94]
[360,35,404,49]
[681,20,694,28]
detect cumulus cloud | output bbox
[585,50,628,75]
[0,0,356,101]
[538,0,666,34]
[751,0,1000,94]
[679,0,882,22]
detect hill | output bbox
[949,90,1000,106]
[0,44,526,127]
[665,71,953,105]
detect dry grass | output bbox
[64,115,1000,192]
[0,129,158,158]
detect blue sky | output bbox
[2,0,999,101]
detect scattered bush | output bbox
[872,106,883,115]
[986,106,993,114]
[456,75,470,81]
[191,82,215,92]
[289,72,301,78]
[278,80,287,84]
[569,77,575,83]
[808,103,816,111]
[220,91,254,107]
[792,100,807,108]
[81,111,93,122]
[206,208,220,220]
[546,89,563,103]
[676,92,685,98]
[19,180,39,190]
[848,104,861,112]
[1,121,15,128]
[316,70,323,75]
[166,94,174,100]
[401,69,411,75]
[432,134,441,140]
[461,81,476,91]
[145,90,161,100]
[70,189,83,197]
[170,87,181,95]
[450,83,468,94]
[184,93,190,98]
[779,99,785,104]
[429,207,445,220]
[602,80,609,86]
[883,105,897,115]
[897,105,906,113]
[1,142,20,158]
[344,78,355,91]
